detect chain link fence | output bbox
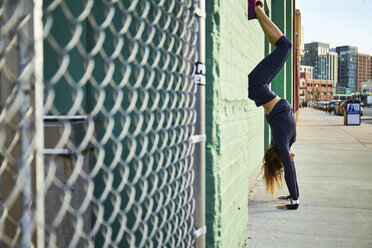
[0,0,203,247]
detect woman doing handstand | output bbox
[247,0,299,210]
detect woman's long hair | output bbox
[262,144,284,195]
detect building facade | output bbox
[329,51,338,87]
[299,65,314,104]
[357,54,372,92]
[295,9,302,112]
[300,71,334,102]
[361,80,372,93]
[300,65,314,79]
[299,74,306,104]
[336,45,358,92]
[302,42,330,80]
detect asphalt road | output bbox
[363,106,372,117]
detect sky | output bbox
[296,0,372,55]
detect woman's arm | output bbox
[277,143,299,202]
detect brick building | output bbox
[357,54,372,92]
[295,9,303,112]
[300,71,334,102]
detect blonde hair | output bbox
[262,144,284,195]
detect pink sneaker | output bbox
[248,0,264,20]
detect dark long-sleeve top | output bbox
[266,99,299,200]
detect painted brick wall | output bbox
[205,0,293,247]
[271,0,286,98]
[205,0,267,247]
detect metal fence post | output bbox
[18,2,32,246]
[193,0,206,246]
[33,0,45,247]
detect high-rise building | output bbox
[302,42,330,80]
[336,46,358,92]
[357,54,372,92]
[329,51,338,87]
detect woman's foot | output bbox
[248,0,264,20]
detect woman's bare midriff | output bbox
[263,96,281,115]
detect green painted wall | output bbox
[264,6,272,151]
[286,0,294,104]
[205,0,294,247]
[271,0,286,99]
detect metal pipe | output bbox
[18,2,32,246]
[33,0,45,247]
[193,0,206,246]
[293,0,298,112]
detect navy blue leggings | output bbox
[248,35,292,107]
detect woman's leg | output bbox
[255,6,283,46]
[248,6,292,87]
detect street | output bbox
[246,108,372,248]
[364,107,372,117]
[362,107,372,125]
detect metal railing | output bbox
[0,0,205,247]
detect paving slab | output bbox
[245,108,372,248]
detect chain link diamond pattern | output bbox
[0,0,199,247]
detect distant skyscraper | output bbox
[302,42,330,80]
[336,46,358,92]
[329,51,338,87]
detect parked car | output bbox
[312,101,318,109]
[334,100,345,115]
[319,101,327,111]
[322,101,327,111]
[316,101,323,110]
[320,101,324,110]
[338,101,347,115]
[332,100,341,115]
[323,101,329,111]
[327,100,337,114]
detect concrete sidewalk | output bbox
[245,108,372,248]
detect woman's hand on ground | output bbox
[276,205,287,210]
[278,195,290,200]
[276,204,299,210]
